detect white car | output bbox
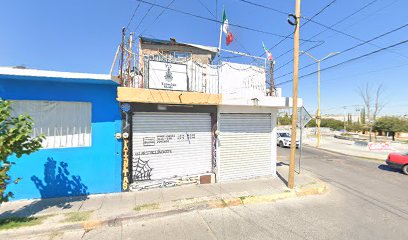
[277,132,300,148]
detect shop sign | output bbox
[148,61,188,91]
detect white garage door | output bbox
[132,112,212,180]
[219,113,272,181]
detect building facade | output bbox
[116,37,301,191]
[0,67,122,200]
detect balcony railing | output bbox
[119,55,271,99]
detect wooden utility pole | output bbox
[288,0,301,189]
[269,60,276,96]
[119,27,126,86]
[127,33,133,87]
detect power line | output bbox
[273,0,379,71]
[274,23,408,80]
[301,16,408,59]
[134,0,156,33]
[133,0,322,42]
[330,0,401,36]
[198,0,215,18]
[263,0,336,55]
[275,39,408,86]
[126,1,142,30]
[140,0,176,35]
[250,0,336,68]
[235,0,289,15]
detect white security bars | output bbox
[11,100,92,149]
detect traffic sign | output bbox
[298,107,312,128]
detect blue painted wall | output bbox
[0,76,122,200]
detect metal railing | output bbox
[121,56,272,98]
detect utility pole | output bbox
[119,27,126,86]
[301,51,338,147]
[127,33,133,87]
[288,0,301,189]
[269,60,276,96]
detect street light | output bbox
[301,51,339,148]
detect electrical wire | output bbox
[274,23,408,80]
[235,0,289,15]
[140,0,177,36]
[126,1,142,30]
[256,0,336,62]
[273,0,379,70]
[195,0,252,57]
[134,0,157,33]
[301,16,408,59]
[133,0,322,42]
[275,39,408,86]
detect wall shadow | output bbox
[0,158,89,219]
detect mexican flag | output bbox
[262,42,273,61]
[222,9,234,45]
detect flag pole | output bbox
[217,8,223,94]
[218,24,223,56]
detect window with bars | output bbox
[11,100,92,149]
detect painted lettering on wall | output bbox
[132,130,212,180]
[122,139,129,191]
[143,137,155,146]
[134,149,172,156]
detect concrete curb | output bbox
[303,145,384,162]
[0,182,327,238]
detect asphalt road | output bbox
[28,147,408,240]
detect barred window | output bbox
[11,100,92,148]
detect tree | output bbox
[278,112,292,125]
[374,116,408,141]
[0,99,44,203]
[360,108,366,124]
[358,83,386,141]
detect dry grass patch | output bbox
[134,203,159,211]
[64,211,92,222]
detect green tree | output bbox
[318,118,344,131]
[0,99,44,203]
[360,108,366,124]
[374,116,408,141]
[278,112,292,125]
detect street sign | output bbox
[298,107,312,128]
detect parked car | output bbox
[277,132,299,148]
[385,152,408,175]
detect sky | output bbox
[0,0,407,116]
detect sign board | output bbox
[298,107,312,128]
[148,60,188,91]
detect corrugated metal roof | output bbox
[140,36,218,53]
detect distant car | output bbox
[385,152,408,175]
[277,132,299,148]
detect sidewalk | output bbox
[0,164,326,238]
[303,135,408,160]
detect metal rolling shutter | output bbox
[132,112,212,180]
[219,114,272,181]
